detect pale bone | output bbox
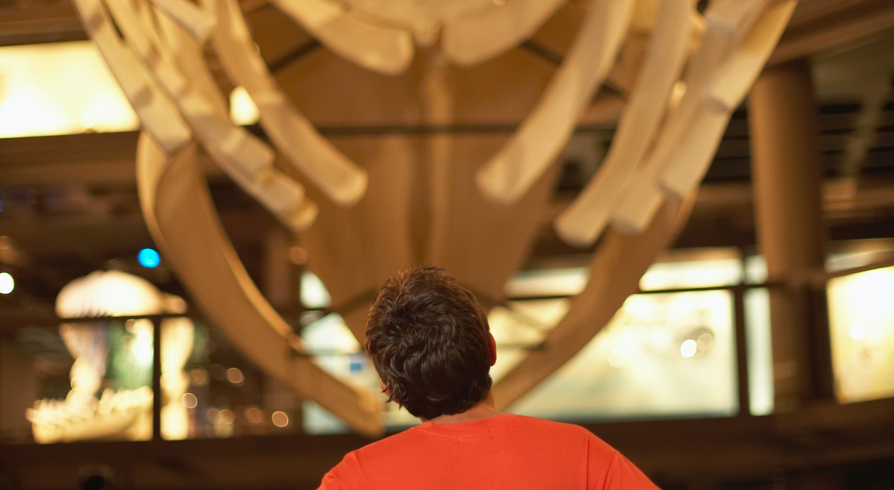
[704,0,770,39]
[271,0,414,76]
[106,0,318,232]
[106,0,267,184]
[152,2,228,116]
[604,3,705,96]
[609,0,790,234]
[442,0,567,67]
[629,0,661,32]
[148,0,217,44]
[553,0,694,247]
[152,5,319,230]
[206,0,369,207]
[629,0,706,48]
[70,0,191,154]
[104,0,190,98]
[659,0,797,198]
[493,193,696,411]
[475,0,635,205]
[136,132,383,436]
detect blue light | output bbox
[138,248,161,268]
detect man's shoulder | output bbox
[503,414,619,456]
[348,422,429,458]
[503,413,600,438]
[349,414,611,460]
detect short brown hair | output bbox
[365,266,492,420]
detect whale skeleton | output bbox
[69,0,795,435]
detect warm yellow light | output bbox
[300,271,332,309]
[0,41,138,138]
[608,350,626,367]
[640,256,741,291]
[0,272,13,294]
[131,323,154,366]
[828,266,894,403]
[218,409,235,425]
[230,86,260,126]
[680,339,697,358]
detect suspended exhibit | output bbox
[66,0,796,435]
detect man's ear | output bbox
[380,380,391,398]
[488,332,497,367]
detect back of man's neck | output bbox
[425,393,501,424]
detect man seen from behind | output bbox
[319,265,660,489]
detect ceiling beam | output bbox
[0,1,86,46]
[770,0,894,64]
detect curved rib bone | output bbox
[553,0,694,247]
[611,0,793,234]
[104,0,317,232]
[493,193,695,411]
[136,133,383,436]
[475,0,635,205]
[205,0,369,207]
[271,0,414,76]
[659,0,796,198]
[148,0,217,44]
[71,0,191,154]
[442,0,568,67]
[152,1,228,115]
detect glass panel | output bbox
[827,266,894,403]
[490,299,563,379]
[0,41,138,138]
[826,239,894,273]
[16,320,154,444]
[299,255,745,433]
[173,321,307,439]
[503,268,588,298]
[743,288,774,415]
[508,291,738,421]
[639,249,742,291]
[744,255,768,284]
[298,314,391,434]
[505,249,743,298]
[300,271,332,309]
[302,353,384,434]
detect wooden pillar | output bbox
[748,59,832,412]
[263,228,295,309]
[0,339,38,441]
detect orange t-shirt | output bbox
[318,413,659,490]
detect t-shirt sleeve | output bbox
[588,435,660,490]
[317,452,361,490]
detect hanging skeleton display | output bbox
[69,0,796,435]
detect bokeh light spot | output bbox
[680,339,698,358]
[272,411,289,428]
[138,248,160,268]
[0,272,14,294]
[181,393,198,409]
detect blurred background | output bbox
[1,0,893,489]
